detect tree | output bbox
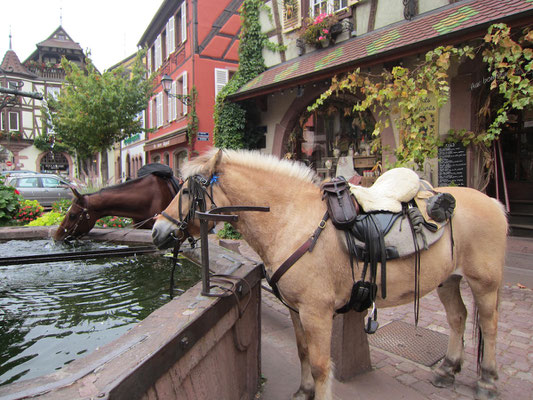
[47,50,153,180]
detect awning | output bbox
[230,0,533,101]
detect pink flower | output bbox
[319,36,325,41]
[323,29,329,34]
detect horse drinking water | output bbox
[54,165,181,242]
[151,149,507,400]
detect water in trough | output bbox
[0,239,200,386]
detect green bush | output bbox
[52,199,72,215]
[27,211,64,226]
[0,175,21,224]
[95,216,132,228]
[216,222,242,240]
[15,199,44,224]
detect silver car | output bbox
[6,173,74,207]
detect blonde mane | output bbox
[182,148,320,185]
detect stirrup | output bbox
[365,302,379,334]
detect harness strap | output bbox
[269,211,330,286]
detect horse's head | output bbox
[152,150,223,249]
[53,187,96,242]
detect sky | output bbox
[1,0,164,71]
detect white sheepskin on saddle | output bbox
[349,168,420,213]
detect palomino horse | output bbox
[151,149,507,400]
[54,173,180,241]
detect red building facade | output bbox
[138,0,242,177]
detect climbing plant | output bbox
[187,86,199,144]
[309,24,532,170]
[214,0,285,149]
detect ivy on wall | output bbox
[214,0,285,149]
[309,24,532,171]
[187,86,199,144]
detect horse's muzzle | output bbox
[152,227,180,250]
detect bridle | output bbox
[160,174,218,245]
[62,199,91,241]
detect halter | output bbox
[62,200,91,241]
[160,174,218,245]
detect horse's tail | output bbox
[491,197,509,234]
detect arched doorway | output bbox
[173,150,188,178]
[39,152,69,175]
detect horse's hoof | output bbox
[475,382,499,400]
[291,388,315,400]
[432,371,455,388]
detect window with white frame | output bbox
[311,0,347,16]
[8,112,19,131]
[178,71,188,116]
[180,2,187,44]
[155,35,162,70]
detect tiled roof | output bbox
[0,50,37,78]
[233,0,533,99]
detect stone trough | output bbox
[0,227,263,400]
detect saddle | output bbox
[321,169,456,332]
[138,163,182,195]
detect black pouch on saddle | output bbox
[426,193,456,222]
[321,177,358,229]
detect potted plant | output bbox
[300,13,339,48]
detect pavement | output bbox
[240,236,533,400]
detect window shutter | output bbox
[181,2,187,43]
[182,71,188,115]
[168,16,175,53]
[155,35,162,69]
[157,92,163,127]
[171,80,177,120]
[214,68,228,97]
[282,1,302,33]
[147,48,152,72]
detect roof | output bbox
[36,26,83,51]
[0,50,37,78]
[232,0,533,100]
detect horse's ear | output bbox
[70,186,83,200]
[203,149,223,175]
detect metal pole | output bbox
[200,218,210,295]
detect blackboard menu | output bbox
[438,142,467,186]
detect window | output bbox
[47,86,60,100]
[8,112,19,131]
[152,155,161,163]
[155,35,162,70]
[312,0,347,16]
[162,30,167,60]
[168,80,177,121]
[180,2,187,44]
[174,150,188,177]
[164,152,170,166]
[42,177,64,188]
[148,46,154,72]
[17,177,39,188]
[282,0,302,32]
[174,72,188,116]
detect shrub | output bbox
[52,199,72,215]
[15,199,44,224]
[216,222,242,240]
[0,175,21,224]
[27,211,64,226]
[95,216,132,228]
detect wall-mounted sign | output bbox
[438,142,467,187]
[197,132,209,142]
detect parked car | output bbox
[1,170,38,176]
[5,173,74,207]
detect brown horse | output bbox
[151,149,507,400]
[54,173,180,241]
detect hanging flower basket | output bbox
[299,13,339,48]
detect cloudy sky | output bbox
[1,0,163,71]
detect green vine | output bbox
[187,86,199,144]
[309,24,532,169]
[214,0,284,149]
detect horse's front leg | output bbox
[295,306,334,400]
[290,310,315,400]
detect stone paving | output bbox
[252,236,533,400]
[261,282,533,400]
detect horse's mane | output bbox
[182,148,320,186]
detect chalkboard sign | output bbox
[438,142,467,186]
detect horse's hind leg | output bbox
[290,310,315,400]
[433,274,467,388]
[467,279,500,400]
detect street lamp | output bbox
[161,74,191,106]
